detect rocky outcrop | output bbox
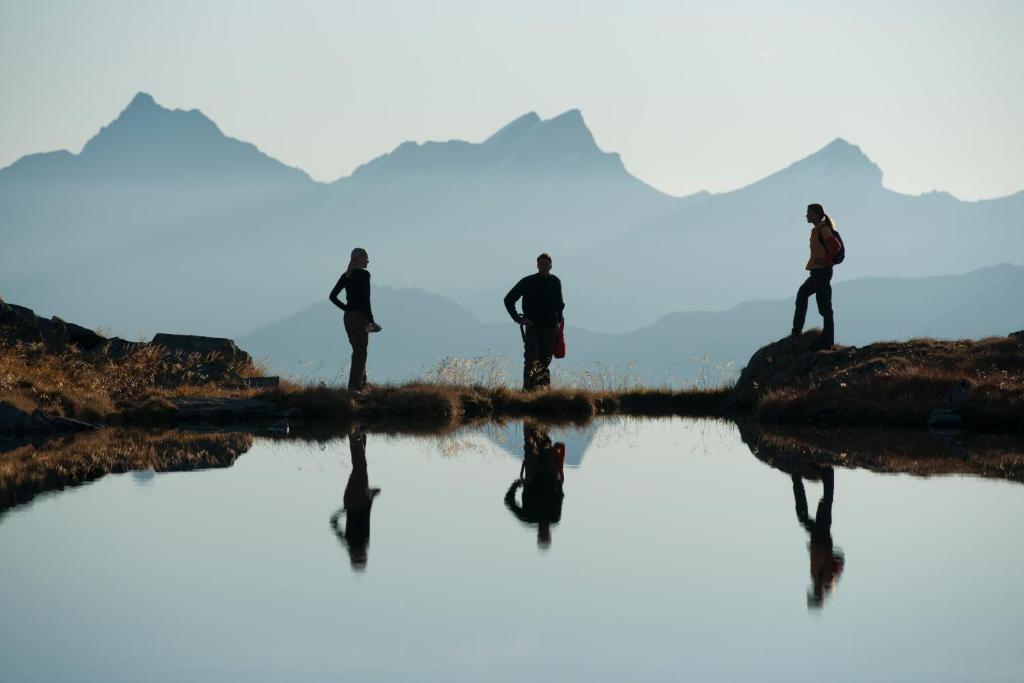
[0,301,275,387]
[732,331,1024,431]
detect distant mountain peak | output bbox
[738,136,884,194]
[126,91,158,111]
[67,92,312,184]
[484,112,541,146]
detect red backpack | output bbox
[553,321,566,358]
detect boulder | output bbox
[99,337,146,360]
[731,332,826,408]
[165,397,300,422]
[0,304,107,352]
[0,401,98,434]
[150,333,252,366]
[150,333,254,386]
[56,318,107,351]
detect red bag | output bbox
[553,321,566,358]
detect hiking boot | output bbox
[810,335,834,351]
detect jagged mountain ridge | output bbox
[1,92,1020,337]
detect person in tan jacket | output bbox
[792,203,839,350]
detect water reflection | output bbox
[791,468,844,608]
[329,427,381,571]
[504,422,566,549]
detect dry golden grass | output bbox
[0,342,258,421]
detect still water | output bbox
[2,419,1023,682]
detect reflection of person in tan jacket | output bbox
[792,468,845,609]
[792,203,840,350]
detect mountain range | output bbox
[1,92,1021,345]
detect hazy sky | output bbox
[1,0,1021,199]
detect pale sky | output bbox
[1,0,1021,199]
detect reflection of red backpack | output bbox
[554,321,566,358]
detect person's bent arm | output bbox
[329,275,349,312]
[503,280,525,323]
[505,481,529,522]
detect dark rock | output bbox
[731,332,820,408]
[0,401,98,434]
[166,397,301,422]
[150,333,254,386]
[99,337,146,360]
[57,318,107,351]
[150,333,251,365]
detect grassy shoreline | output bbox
[2,331,1022,434]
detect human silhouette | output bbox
[329,247,381,392]
[791,467,845,608]
[792,203,841,351]
[503,253,565,390]
[505,422,565,548]
[330,427,381,571]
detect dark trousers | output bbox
[523,326,556,390]
[344,311,369,391]
[792,267,834,342]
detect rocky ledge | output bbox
[732,330,1024,431]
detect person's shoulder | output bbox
[355,268,371,279]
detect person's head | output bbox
[350,247,369,269]
[536,253,553,275]
[805,204,825,225]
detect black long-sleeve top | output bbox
[329,269,375,324]
[503,274,564,328]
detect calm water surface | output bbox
[2,419,1023,682]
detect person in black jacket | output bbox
[329,248,380,391]
[503,253,565,391]
[505,422,565,549]
[330,426,381,571]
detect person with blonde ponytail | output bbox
[792,204,839,350]
[329,248,381,391]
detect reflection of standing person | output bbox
[792,203,840,351]
[791,468,844,608]
[505,422,565,548]
[503,253,565,391]
[329,247,381,392]
[330,427,381,571]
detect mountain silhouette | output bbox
[1,92,1021,337]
